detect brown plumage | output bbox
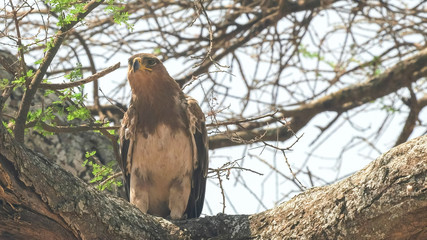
[119,53,208,219]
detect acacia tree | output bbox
[0,0,426,239]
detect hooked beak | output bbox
[133,57,152,73]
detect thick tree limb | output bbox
[1,122,425,239]
[0,124,186,240]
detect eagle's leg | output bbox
[168,175,191,219]
[130,171,149,214]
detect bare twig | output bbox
[206,110,279,127]
[216,170,226,214]
[8,0,28,80]
[99,171,123,187]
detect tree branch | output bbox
[13,0,105,142]
[25,121,119,133]
[1,122,425,239]
[209,48,427,149]
[177,0,342,84]
[39,62,120,90]
[395,87,420,146]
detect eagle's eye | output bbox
[147,59,157,66]
[128,58,133,66]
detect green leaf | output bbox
[374,68,382,76]
[153,48,161,55]
[65,63,82,81]
[44,89,55,96]
[0,78,10,90]
[85,150,96,158]
[26,69,34,77]
[2,121,13,134]
[66,105,90,121]
[46,38,55,51]
[12,69,34,87]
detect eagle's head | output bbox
[127,53,175,94]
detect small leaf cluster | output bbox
[1,69,35,90]
[65,62,83,82]
[54,64,89,120]
[13,69,33,86]
[45,0,132,29]
[93,120,115,135]
[56,63,90,122]
[82,151,122,191]
[27,108,55,136]
[2,121,13,134]
[105,0,133,30]
[0,78,10,90]
[26,63,90,136]
[45,0,87,26]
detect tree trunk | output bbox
[0,123,426,239]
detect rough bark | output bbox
[1,122,425,239]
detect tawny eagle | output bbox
[119,53,208,219]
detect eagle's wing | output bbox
[184,96,209,218]
[119,102,136,201]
